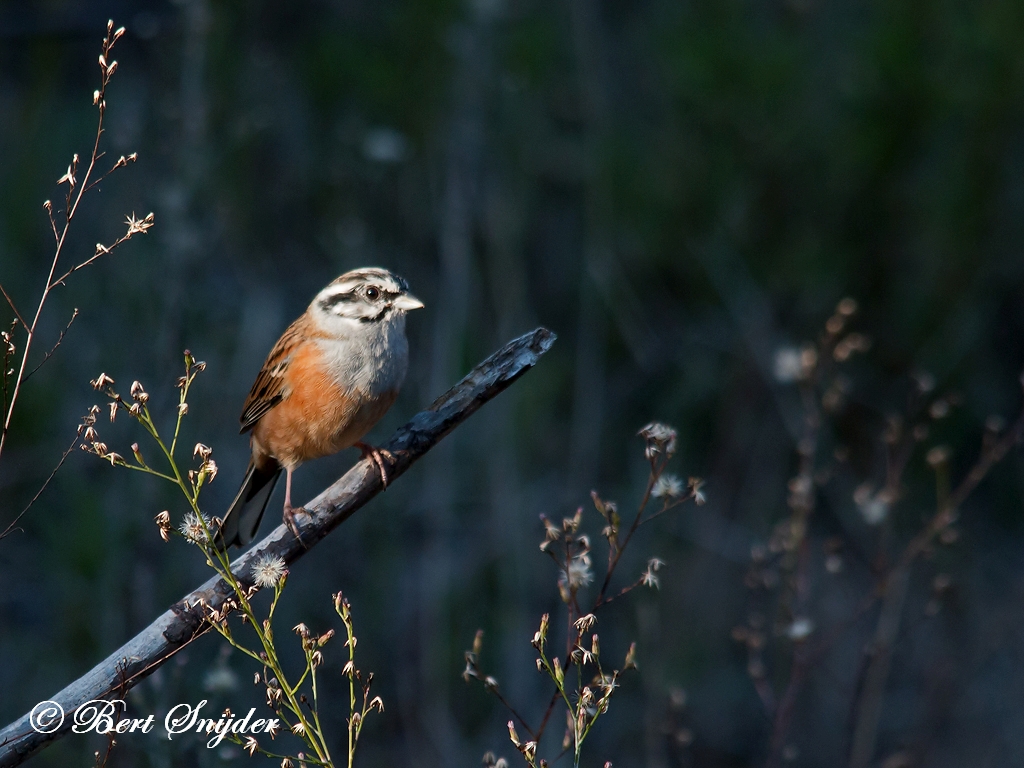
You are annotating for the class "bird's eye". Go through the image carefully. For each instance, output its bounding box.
[365,286,380,301]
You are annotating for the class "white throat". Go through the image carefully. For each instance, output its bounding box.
[313,311,409,398]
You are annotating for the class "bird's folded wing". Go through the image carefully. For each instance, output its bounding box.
[239,319,304,432]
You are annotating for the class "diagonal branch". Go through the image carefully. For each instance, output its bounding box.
[0,327,556,768]
[0,284,27,331]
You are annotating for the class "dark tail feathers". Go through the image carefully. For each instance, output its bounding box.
[216,461,281,549]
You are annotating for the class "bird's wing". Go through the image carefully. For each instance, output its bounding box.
[239,319,305,433]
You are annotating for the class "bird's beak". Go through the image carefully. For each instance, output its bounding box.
[392,293,425,311]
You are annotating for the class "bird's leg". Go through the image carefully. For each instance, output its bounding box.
[281,466,306,546]
[355,442,397,489]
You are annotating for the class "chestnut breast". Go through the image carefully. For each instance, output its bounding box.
[251,358,395,470]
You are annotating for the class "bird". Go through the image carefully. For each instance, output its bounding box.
[216,267,424,549]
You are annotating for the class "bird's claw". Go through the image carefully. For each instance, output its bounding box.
[283,504,308,549]
[356,442,398,489]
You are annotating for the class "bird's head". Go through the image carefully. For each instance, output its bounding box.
[312,267,424,330]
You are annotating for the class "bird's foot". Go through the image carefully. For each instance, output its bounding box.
[283,504,308,548]
[356,442,398,489]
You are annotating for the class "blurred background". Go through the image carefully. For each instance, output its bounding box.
[2,1,1024,766]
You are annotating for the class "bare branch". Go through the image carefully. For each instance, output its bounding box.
[0,21,135,464]
[0,327,555,767]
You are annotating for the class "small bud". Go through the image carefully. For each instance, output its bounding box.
[552,656,564,685]
[317,629,335,647]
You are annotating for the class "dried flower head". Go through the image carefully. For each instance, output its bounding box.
[199,459,218,483]
[689,477,706,505]
[540,514,560,541]
[639,422,677,460]
[91,372,114,390]
[130,380,149,403]
[154,510,171,542]
[641,559,661,589]
[125,211,155,236]
[652,474,684,499]
[251,553,287,589]
[179,511,212,544]
[560,553,594,592]
[574,613,597,634]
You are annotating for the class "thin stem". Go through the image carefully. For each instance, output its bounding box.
[0,25,135,466]
[595,465,658,606]
[0,284,27,331]
[0,433,80,541]
[22,309,79,383]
